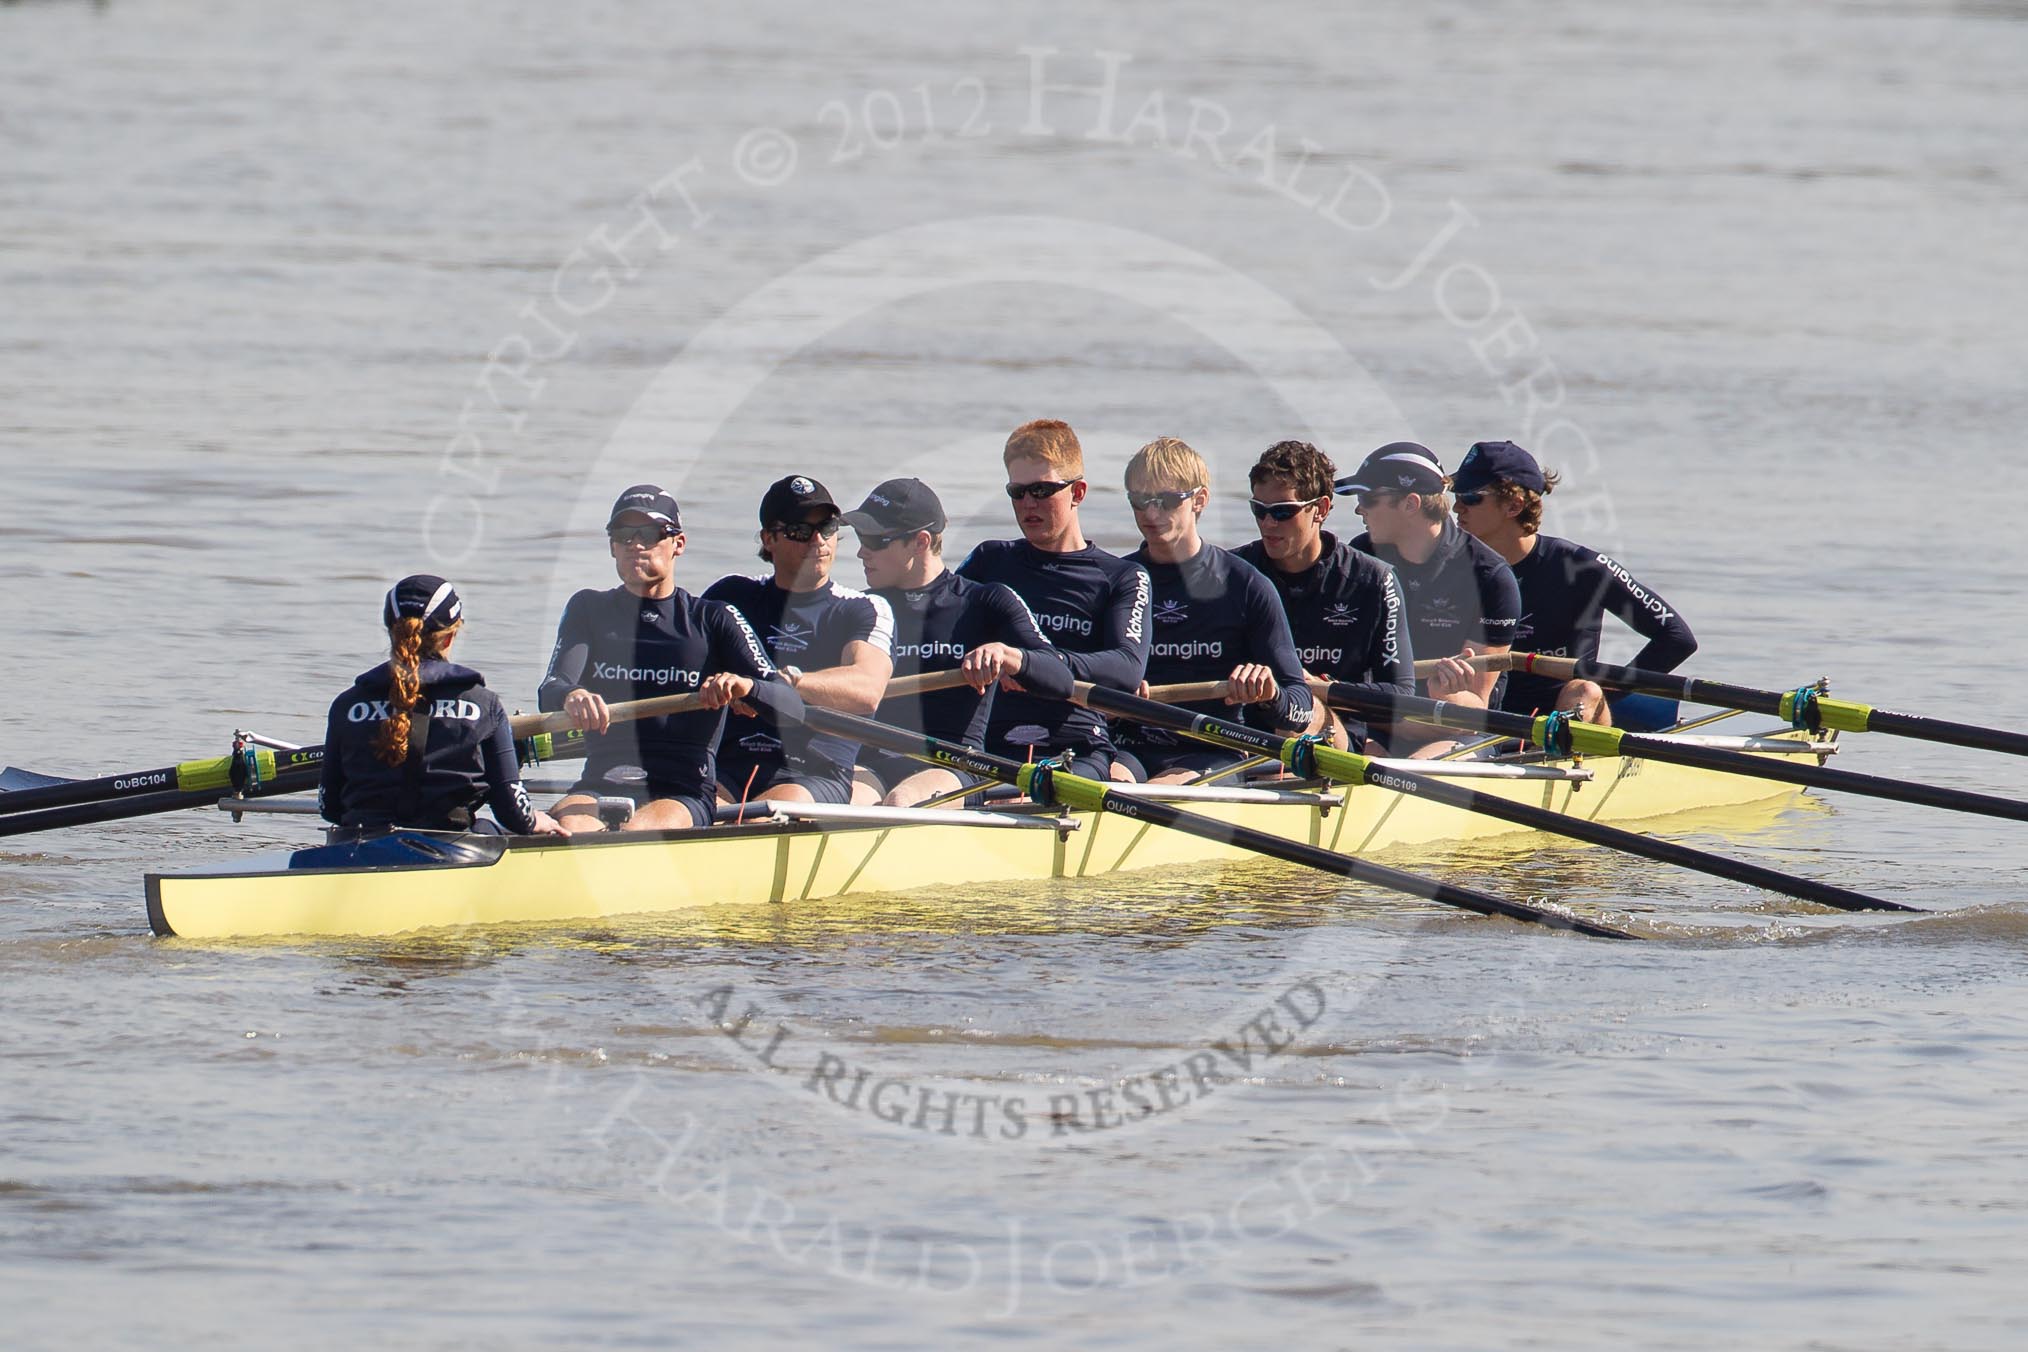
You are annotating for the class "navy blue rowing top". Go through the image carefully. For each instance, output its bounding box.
[1352,519,1521,693]
[1121,542,1312,735]
[538,585,784,800]
[871,568,1071,746]
[703,574,894,786]
[1235,530,1414,745]
[321,660,536,834]
[1501,534,1698,714]
[956,538,1150,757]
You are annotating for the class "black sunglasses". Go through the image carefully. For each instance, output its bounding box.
[1453,490,1488,507]
[1005,480,1078,501]
[855,528,917,551]
[1248,496,1322,522]
[770,518,842,542]
[1354,491,1404,510]
[1127,487,1201,513]
[608,524,675,547]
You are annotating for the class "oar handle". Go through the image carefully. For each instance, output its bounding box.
[510,692,708,738]
[511,668,975,738]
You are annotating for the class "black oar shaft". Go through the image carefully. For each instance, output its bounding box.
[1083,684,1910,914]
[1328,687,2028,825]
[0,768,322,840]
[1531,654,2028,760]
[797,705,1636,940]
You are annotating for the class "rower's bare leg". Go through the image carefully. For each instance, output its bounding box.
[850,767,882,805]
[1558,679,1610,725]
[1146,768,1201,785]
[626,799,697,831]
[1107,761,1135,782]
[1402,689,1488,760]
[551,793,608,834]
[881,766,963,808]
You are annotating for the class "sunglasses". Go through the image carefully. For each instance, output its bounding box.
[1127,487,1201,512]
[1005,480,1078,501]
[1248,496,1322,522]
[770,518,843,542]
[1354,491,1404,511]
[855,529,916,551]
[608,524,675,547]
[1453,490,1488,507]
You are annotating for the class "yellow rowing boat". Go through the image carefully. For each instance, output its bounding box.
[145,711,1833,939]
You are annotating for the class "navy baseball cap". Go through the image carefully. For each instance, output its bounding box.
[842,478,947,535]
[1333,442,1447,497]
[606,484,682,532]
[384,574,464,631]
[759,474,839,526]
[1451,441,1545,495]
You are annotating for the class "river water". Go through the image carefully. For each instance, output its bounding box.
[4,1,2027,1347]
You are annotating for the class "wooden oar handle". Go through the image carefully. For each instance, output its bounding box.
[511,667,975,738]
[511,691,708,738]
[1503,651,1574,680]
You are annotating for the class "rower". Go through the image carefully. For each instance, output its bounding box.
[845,477,1072,807]
[955,418,1151,780]
[321,575,563,838]
[1448,439,1696,729]
[705,475,895,806]
[1337,441,1521,757]
[538,485,800,832]
[1232,440,1414,754]
[1113,437,1311,783]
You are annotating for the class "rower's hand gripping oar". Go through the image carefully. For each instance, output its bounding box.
[1077,683,1914,914]
[1510,652,2028,762]
[789,703,1640,940]
[1324,685,2028,825]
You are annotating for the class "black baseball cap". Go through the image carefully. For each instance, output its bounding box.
[1333,441,1448,497]
[758,474,839,526]
[605,484,682,532]
[1450,440,1545,495]
[383,574,464,631]
[841,478,947,536]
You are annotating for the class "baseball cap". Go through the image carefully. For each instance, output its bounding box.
[383,574,464,631]
[758,474,839,526]
[1333,442,1448,497]
[1450,441,1545,495]
[841,478,947,535]
[605,484,682,532]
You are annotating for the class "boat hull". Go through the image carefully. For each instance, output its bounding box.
[146,721,1826,940]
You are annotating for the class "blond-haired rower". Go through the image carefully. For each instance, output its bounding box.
[954,418,1151,780]
[1106,437,1312,783]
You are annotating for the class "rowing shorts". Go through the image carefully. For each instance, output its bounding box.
[1604,691,1681,732]
[716,762,856,806]
[563,768,715,831]
[1109,744,1245,782]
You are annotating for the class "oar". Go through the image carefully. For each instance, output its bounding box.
[0,670,972,822]
[0,765,325,840]
[1323,686,2028,825]
[0,745,326,818]
[1079,683,1913,914]
[1143,655,1514,707]
[792,704,1640,940]
[1511,651,2028,760]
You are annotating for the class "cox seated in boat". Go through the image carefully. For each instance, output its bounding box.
[538,485,804,832]
[1446,439,1696,731]
[1232,439,1415,755]
[845,476,1072,807]
[1111,436,1312,784]
[1339,441,1521,758]
[320,575,564,838]
[705,475,894,807]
